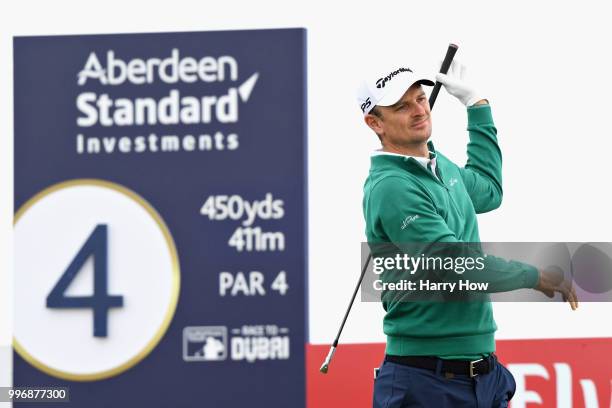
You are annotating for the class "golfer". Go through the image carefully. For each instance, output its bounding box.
[359,61,578,407]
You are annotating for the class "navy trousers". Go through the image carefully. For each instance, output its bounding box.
[373,356,516,408]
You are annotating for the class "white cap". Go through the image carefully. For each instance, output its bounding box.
[357,66,434,115]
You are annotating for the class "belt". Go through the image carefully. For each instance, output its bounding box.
[384,354,496,378]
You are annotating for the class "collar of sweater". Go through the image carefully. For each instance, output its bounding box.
[371,140,438,176]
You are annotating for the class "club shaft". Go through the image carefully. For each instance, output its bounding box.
[332,253,372,347]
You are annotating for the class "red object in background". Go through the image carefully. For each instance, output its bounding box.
[307,343,385,408]
[307,338,612,408]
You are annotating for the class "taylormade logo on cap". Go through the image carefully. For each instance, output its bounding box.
[357,65,434,115]
[375,67,413,89]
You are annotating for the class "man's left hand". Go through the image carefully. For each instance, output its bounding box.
[435,60,484,107]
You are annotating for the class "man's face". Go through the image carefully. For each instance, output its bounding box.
[366,84,432,147]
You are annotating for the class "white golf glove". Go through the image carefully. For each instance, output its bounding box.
[435,61,484,107]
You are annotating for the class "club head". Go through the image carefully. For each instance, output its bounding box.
[319,345,336,375]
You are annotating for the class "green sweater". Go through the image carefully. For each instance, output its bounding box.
[362,104,539,359]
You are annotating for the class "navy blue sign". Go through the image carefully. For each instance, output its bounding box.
[13,28,307,407]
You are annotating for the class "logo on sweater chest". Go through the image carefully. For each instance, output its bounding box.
[448,177,458,187]
[400,214,419,230]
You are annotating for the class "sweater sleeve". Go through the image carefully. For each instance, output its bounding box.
[459,104,504,214]
[370,177,539,292]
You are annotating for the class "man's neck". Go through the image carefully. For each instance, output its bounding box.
[382,142,429,158]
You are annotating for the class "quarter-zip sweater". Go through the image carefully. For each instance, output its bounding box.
[363,104,539,358]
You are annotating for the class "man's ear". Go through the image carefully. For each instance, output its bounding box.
[364,113,383,136]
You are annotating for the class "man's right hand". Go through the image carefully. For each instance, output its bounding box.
[535,268,579,310]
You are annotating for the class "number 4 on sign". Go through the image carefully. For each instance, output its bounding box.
[46,224,123,337]
[271,271,288,295]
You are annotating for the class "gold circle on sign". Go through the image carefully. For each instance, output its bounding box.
[13,178,181,381]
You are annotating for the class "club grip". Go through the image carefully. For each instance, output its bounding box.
[429,43,459,109]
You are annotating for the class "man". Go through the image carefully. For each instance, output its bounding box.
[359,61,578,407]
